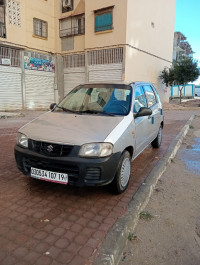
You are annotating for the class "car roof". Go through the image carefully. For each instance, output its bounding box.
[79,81,153,86]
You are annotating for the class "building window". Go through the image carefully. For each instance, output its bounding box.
[94,6,114,32]
[63,53,85,68]
[0,0,6,38]
[33,18,48,38]
[60,14,85,38]
[88,48,123,65]
[62,0,73,13]
[0,46,21,67]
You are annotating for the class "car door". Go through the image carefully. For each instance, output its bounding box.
[143,85,160,142]
[133,85,151,156]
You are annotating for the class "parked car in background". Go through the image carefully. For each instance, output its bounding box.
[15,82,164,193]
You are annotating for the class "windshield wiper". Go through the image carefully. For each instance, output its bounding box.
[80,110,115,116]
[56,105,82,114]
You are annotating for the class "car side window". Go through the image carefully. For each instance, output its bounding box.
[134,86,148,113]
[143,85,157,107]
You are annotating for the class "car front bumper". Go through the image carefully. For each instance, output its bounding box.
[14,145,121,187]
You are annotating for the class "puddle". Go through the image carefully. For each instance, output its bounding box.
[181,138,200,176]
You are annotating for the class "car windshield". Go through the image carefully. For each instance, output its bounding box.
[56,84,132,116]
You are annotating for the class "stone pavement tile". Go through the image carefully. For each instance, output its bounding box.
[35,242,50,253]
[0,250,7,262]
[54,238,70,249]
[35,255,52,265]
[1,255,18,265]
[47,246,61,259]
[23,251,41,264]
[0,110,198,265]
[78,246,94,259]
[13,246,29,258]
[68,254,87,265]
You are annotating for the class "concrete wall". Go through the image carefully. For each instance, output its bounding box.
[1,0,57,53]
[125,0,176,102]
[85,0,127,50]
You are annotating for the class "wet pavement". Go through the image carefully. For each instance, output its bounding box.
[181,134,200,176]
[0,109,200,265]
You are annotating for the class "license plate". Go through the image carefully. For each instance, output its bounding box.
[31,167,68,185]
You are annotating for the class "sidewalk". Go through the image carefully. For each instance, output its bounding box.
[118,115,200,265]
[0,107,200,265]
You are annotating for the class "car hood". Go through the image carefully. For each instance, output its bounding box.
[19,111,124,145]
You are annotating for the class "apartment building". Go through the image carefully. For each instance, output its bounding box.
[0,0,176,111]
[173,32,194,61]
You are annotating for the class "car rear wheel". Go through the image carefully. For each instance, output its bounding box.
[111,151,131,194]
[151,125,162,148]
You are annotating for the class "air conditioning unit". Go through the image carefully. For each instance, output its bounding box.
[63,0,72,9]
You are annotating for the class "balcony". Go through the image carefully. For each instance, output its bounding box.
[0,22,6,38]
[60,26,85,38]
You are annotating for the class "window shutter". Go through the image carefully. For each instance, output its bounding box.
[95,12,112,32]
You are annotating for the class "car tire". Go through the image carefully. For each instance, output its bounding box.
[111,151,131,194]
[151,125,162,148]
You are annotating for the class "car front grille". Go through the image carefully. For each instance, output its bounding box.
[29,139,73,157]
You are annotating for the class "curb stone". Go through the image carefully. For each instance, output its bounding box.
[93,114,195,265]
[0,112,24,118]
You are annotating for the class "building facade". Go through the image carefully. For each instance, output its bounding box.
[173,32,194,61]
[0,0,176,111]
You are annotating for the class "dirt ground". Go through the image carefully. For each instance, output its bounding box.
[163,98,200,110]
[119,115,200,265]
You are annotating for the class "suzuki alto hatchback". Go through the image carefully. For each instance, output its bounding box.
[15,82,164,193]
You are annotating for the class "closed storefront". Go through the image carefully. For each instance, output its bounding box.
[0,46,22,111]
[0,65,22,110]
[63,53,85,95]
[24,51,55,109]
[25,70,55,109]
[88,47,123,82]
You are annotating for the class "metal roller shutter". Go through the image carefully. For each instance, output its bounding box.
[88,63,122,82]
[64,67,85,96]
[25,70,55,109]
[0,66,22,111]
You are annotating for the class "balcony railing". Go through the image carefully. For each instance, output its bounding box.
[60,26,85,38]
[0,22,6,38]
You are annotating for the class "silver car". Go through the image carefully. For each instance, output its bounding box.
[15,82,164,193]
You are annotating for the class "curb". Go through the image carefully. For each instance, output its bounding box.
[0,112,24,119]
[93,114,195,265]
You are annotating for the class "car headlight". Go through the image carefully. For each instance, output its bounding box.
[79,143,113,158]
[17,133,28,148]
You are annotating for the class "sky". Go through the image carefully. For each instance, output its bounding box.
[175,0,200,84]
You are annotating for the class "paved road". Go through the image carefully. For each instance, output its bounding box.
[0,109,199,265]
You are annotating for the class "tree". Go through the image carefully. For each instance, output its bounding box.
[160,57,200,103]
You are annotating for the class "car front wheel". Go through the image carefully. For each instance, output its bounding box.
[151,125,162,148]
[111,151,131,194]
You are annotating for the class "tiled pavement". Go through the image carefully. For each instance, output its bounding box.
[0,109,199,265]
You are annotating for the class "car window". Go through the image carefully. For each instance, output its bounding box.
[57,85,132,116]
[143,85,157,107]
[62,87,87,110]
[134,86,148,113]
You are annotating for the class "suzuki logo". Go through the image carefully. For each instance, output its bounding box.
[47,145,53,153]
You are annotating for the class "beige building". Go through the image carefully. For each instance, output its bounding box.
[0,0,176,111]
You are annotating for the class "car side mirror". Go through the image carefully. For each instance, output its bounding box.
[134,107,152,118]
[50,103,57,110]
